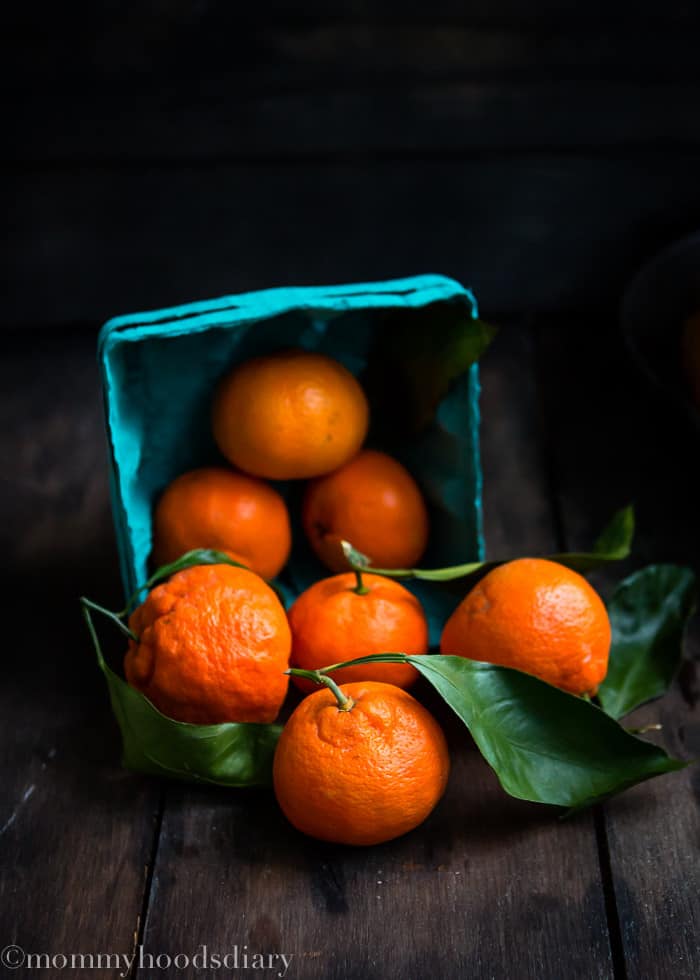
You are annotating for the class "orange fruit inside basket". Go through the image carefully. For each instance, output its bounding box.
[152,467,291,580]
[302,449,429,572]
[212,350,369,480]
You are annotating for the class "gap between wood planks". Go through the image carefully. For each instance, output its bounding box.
[531,322,628,980]
[131,789,166,980]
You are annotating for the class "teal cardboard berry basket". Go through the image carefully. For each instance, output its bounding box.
[98,274,486,643]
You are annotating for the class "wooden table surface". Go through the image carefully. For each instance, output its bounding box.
[1,319,698,980]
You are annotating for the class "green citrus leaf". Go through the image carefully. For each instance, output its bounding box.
[410,655,684,808]
[82,598,281,787]
[598,565,697,720]
[593,503,635,556]
[549,504,635,573]
[316,652,686,809]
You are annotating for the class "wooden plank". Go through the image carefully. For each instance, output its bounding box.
[4,19,700,162]
[0,331,161,978]
[4,157,700,326]
[537,320,700,979]
[138,326,614,979]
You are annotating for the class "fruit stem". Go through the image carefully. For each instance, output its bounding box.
[353,567,369,596]
[286,668,355,711]
[80,596,138,643]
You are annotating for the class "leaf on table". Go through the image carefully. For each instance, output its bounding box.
[598,564,697,720]
[318,652,686,809]
[549,504,635,573]
[411,655,685,809]
[82,599,281,787]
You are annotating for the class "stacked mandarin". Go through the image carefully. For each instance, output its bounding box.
[148,349,433,696]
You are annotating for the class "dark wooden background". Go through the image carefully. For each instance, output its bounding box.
[2,4,699,979]
[4,1,700,324]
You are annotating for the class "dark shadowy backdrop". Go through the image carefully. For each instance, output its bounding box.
[4,1,700,327]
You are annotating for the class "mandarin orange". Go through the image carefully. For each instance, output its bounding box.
[302,449,429,572]
[152,467,291,580]
[288,572,428,692]
[124,564,291,724]
[440,558,611,695]
[212,350,369,480]
[273,681,450,845]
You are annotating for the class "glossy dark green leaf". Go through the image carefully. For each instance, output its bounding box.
[598,565,697,720]
[342,505,635,591]
[82,599,281,787]
[309,651,685,809]
[411,656,683,808]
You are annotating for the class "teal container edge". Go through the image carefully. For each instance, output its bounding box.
[98,273,471,354]
[98,274,485,633]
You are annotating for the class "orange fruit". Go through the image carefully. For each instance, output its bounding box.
[124,563,291,724]
[302,449,429,572]
[152,467,291,580]
[440,558,611,695]
[212,350,369,480]
[681,311,700,409]
[273,681,450,845]
[288,572,428,692]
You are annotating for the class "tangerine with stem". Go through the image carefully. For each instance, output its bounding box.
[273,677,450,846]
[288,569,429,692]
